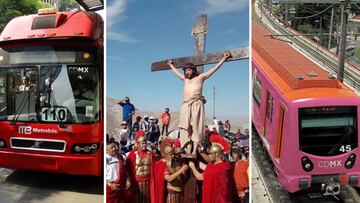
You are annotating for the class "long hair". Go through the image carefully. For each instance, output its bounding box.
[183,63,199,78]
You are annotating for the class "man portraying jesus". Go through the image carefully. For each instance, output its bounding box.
[166,51,231,157]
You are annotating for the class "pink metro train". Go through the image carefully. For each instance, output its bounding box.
[252,21,360,195]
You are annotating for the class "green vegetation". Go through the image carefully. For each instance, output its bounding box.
[58,0,80,12]
[354,46,360,57]
[298,24,318,34]
[0,0,51,31]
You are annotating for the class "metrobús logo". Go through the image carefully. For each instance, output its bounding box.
[18,126,58,135]
[18,126,32,135]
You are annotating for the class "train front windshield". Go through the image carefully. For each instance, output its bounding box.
[0,46,100,124]
[299,106,358,156]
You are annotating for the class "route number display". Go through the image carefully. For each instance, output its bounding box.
[41,107,67,122]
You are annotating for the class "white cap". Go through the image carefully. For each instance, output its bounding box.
[149,116,155,120]
[144,115,148,118]
[121,121,127,125]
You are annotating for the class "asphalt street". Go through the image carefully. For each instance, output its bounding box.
[0,168,103,203]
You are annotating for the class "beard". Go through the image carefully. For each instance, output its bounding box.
[139,145,147,151]
[185,72,197,79]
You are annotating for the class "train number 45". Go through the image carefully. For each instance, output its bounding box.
[339,145,351,153]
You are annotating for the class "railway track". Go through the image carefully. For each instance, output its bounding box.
[254,1,360,94]
[251,155,273,203]
[252,130,360,203]
[252,131,292,203]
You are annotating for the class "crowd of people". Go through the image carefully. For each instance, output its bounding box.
[106,97,249,203]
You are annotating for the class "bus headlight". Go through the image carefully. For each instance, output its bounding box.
[345,153,356,169]
[0,139,6,148]
[301,156,314,172]
[71,143,99,154]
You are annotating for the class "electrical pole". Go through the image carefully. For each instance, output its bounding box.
[328,8,334,49]
[320,17,322,43]
[337,0,350,82]
[213,86,216,119]
[285,3,289,22]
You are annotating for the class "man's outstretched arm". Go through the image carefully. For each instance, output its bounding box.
[202,51,231,80]
[167,60,185,80]
[117,98,126,105]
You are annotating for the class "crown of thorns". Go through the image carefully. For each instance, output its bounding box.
[183,63,196,70]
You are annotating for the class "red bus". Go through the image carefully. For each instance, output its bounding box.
[0,8,103,176]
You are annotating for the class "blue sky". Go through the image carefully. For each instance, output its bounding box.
[106,0,249,125]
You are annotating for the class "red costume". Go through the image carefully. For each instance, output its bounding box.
[155,139,186,203]
[203,161,232,203]
[154,159,168,203]
[161,112,171,126]
[202,133,232,203]
[234,160,249,196]
[126,131,156,203]
[106,154,128,203]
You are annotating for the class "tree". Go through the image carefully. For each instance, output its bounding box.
[0,0,51,31]
[58,0,80,12]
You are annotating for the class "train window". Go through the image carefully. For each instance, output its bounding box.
[253,76,262,106]
[299,106,358,156]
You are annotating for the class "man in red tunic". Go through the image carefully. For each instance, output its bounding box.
[106,143,129,203]
[126,130,156,203]
[155,139,188,203]
[189,133,232,203]
[233,150,249,203]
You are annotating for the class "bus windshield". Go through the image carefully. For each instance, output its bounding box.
[0,46,100,124]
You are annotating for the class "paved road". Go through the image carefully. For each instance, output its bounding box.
[0,168,103,203]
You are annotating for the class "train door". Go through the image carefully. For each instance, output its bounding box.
[275,105,285,161]
[263,91,273,137]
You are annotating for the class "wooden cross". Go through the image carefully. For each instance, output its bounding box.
[192,14,208,73]
[151,14,249,72]
[151,14,248,202]
[151,15,248,202]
